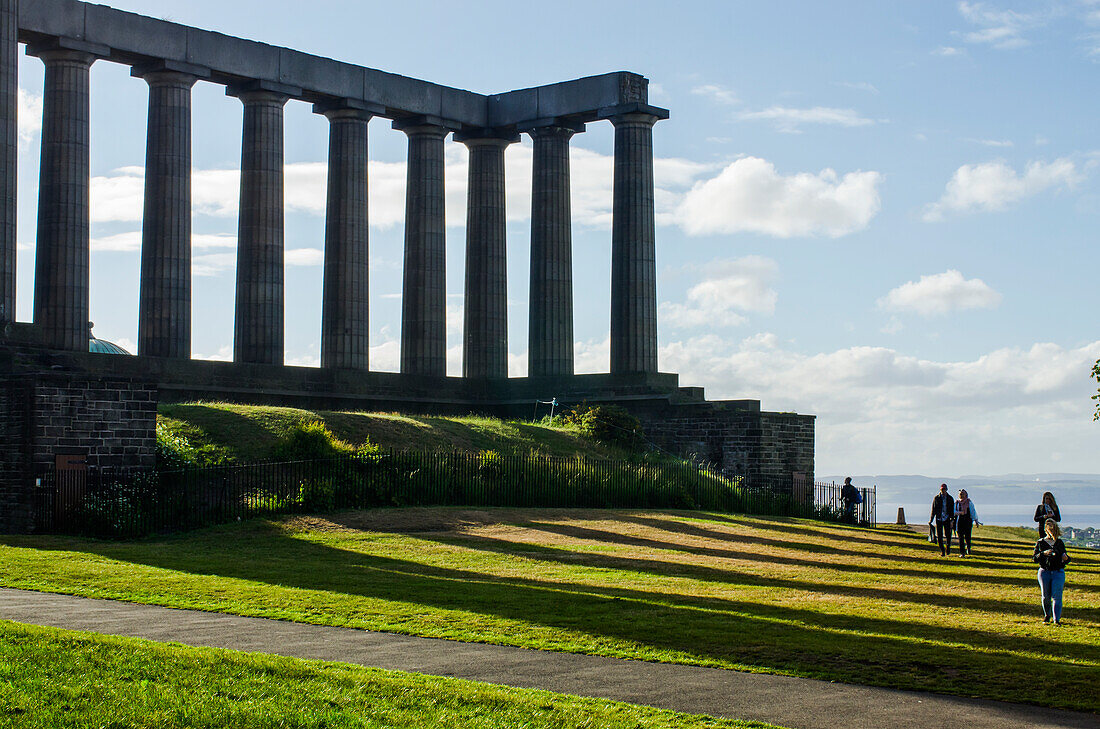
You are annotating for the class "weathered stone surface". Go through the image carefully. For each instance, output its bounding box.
[609,112,660,374]
[397,122,448,377]
[232,89,287,366]
[528,125,577,377]
[460,135,514,379]
[16,0,664,129]
[0,0,15,324]
[31,47,96,352]
[138,69,197,360]
[320,107,371,370]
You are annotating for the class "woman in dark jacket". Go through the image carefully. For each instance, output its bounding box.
[1033,491,1060,539]
[1033,519,1071,625]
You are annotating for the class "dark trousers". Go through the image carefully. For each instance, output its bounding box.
[956,517,972,555]
[935,519,953,555]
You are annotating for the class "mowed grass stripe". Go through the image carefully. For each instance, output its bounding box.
[1,510,1096,712]
[0,621,778,728]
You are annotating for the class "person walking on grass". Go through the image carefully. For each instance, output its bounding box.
[954,489,981,557]
[1034,518,1071,625]
[930,483,955,557]
[1034,491,1060,540]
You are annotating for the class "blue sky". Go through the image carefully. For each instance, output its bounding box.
[9,1,1100,475]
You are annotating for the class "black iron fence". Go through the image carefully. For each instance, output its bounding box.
[31,452,875,539]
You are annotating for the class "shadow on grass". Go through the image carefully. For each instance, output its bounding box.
[618,514,1061,574]
[433,526,1100,624]
[526,519,1069,593]
[4,519,1098,711]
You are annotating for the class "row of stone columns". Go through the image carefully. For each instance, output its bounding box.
[1,31,664,376]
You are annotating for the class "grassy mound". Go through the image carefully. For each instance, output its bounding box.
[157,403,626,465]
[3,510,1097,712]
[0,622,777,728]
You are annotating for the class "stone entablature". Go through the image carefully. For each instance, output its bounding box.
[18,0,656,130]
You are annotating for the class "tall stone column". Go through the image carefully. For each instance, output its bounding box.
[457,132,516,379]
[136,65,203,359]
[317,103,373,370]
[609,111,662,375]
[395,119,448,377]
[527,124,580,378]
[0,0,16,324]
[30,43,104,352]
[231,86,291,366]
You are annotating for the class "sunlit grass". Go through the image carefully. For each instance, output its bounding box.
[157,403,618,463]
[0,621,778,728]
[2,510,1097,711]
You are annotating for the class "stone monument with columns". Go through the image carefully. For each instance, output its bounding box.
[0,0,814,533]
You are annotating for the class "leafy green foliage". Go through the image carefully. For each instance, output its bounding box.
[1092,358,1099,421]
[154,420,230,468]
[559,403,646,450]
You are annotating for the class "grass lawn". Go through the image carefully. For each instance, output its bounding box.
[0,622,778,728]
[158,403,619,462]
[2,510,1097,712]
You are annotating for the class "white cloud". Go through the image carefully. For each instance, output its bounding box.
[933,46,964,56]
[91,231,141,252]
[660,256,778,329]
[192,253,235,277]
[675,157,882,238]
[833,81,879,94]
[878,270,1003,316]
[285,248,323,266]
[737,106,875,133]
[85,147,713,234]
[691,84,739,105]
[957,1,1039,50]
[659,333,1100,474]
[923,158,1081,221]
[965,138,1013,147]
[17,89,41,148]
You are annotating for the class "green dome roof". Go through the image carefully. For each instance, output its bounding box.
[89,337,131,355]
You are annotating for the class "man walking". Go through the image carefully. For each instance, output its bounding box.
[930,483,955,557]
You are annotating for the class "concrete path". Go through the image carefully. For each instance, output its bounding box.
[1,588,1094,729]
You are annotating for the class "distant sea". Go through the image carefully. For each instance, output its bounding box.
[821,473,1100,530]
[888,502,1100,530]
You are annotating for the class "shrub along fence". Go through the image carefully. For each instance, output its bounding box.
[32,451,875,539]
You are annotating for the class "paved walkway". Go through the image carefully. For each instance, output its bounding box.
[1,588,1094,729]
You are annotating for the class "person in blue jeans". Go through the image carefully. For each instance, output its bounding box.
[1033,518,1071,625]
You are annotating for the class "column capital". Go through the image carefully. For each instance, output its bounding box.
[453,127,520,146]
[392,114,459,137]
[600,102,670,126]
[518,117,586,136]
[25,36,108,62]
[312,97,384,120]
[226,79,300,104]
[131,59,210,86]
[26,36,109,63]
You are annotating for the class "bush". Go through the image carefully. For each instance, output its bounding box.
[155,422,196,471]
[271,421,356,461]
[559,404,645,450]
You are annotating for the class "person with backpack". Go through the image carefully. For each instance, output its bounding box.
[840,477,862,523]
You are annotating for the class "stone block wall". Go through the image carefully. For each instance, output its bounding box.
[0,370,157,533]
[0,376,32,533]
[641,402,814,483]
[29,373,157,471]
